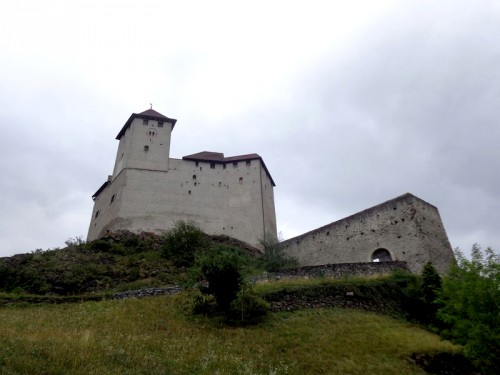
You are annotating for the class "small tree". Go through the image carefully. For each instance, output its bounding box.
[161,221,206,267]
[258,232,298,271]
[192,245,268,325]
[420,262,442,327]
[196,245,245,311]
[438,245,500,372]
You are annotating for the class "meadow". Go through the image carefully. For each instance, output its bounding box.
[0,292,458,375]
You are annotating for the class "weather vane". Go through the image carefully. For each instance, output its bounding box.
[150,103,153,109]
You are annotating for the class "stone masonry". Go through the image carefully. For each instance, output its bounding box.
[282,193,455,274]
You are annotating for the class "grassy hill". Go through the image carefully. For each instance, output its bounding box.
[1,230,490,374]
[0,291,460,375]
[0,230,260,296]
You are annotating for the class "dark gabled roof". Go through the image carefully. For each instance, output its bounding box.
[183,151,276,186]
[116,109,177,140]
[92,180,110,200]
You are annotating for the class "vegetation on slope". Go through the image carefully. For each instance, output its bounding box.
[0,293,459,375]
[0,223,498,372]
[0,226,261,296]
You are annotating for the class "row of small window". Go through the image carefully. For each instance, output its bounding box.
[143,119,164,127]
[192,175,244,184]
[195,160,251,169]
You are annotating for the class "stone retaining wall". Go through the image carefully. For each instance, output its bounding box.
[251,261,409,283]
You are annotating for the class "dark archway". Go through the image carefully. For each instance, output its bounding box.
[372,248,393,262]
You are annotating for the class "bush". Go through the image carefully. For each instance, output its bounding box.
[388,265,442,327]
[191,245,268,325]
[195,245,246,312]
[420,262,442,327]
[258,233,298,271]
[192,291,218,316]
[228,288,269,325]
[161,221,207,267]
[438,245,499,372]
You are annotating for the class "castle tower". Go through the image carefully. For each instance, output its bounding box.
[112,109,177,178]
[87,109,277,248]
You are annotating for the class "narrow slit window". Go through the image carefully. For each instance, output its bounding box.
[210,163,215,169]
[143,119,148,125]
[158,121,164,128]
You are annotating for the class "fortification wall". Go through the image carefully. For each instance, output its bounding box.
[282,194,454,274]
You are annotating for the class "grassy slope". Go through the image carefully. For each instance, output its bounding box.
[0,293,458,375]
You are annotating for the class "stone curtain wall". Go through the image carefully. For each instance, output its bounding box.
[282,194,454,274]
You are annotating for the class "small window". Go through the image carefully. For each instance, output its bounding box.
[143,119,148,125]
[195,162,199,167]
[158,121,164,128]
[192,175,196,180]
[210,163,215,169]
[223,164,227,170]
[233,162,238,168]
[246,160,251,166]
[95,210,100,219]
[239,177,243,184]
[110,194,116,204]
[144,145,149,152]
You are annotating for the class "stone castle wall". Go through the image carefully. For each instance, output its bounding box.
[88,157,276,248]
[282,194,454,274]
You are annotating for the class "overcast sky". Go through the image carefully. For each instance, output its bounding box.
[1,0,499,258]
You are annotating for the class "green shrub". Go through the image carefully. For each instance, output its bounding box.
[191,245,268,325]
[420,262,442,327]
[438,245,499,372]
[162,221,207,266]
[228,287,269,325]
[258,233,298,271]
[195,245,245,311]
[192,291,218,316]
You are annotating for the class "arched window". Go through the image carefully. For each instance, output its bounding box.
[372,248,392,262]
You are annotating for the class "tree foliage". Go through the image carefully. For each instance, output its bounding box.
[161,221,207,267]
[420,262,443,327]
[192,245,268,325]
[195,245,246,311]
[258,233,298,271]
[438,245,500,371]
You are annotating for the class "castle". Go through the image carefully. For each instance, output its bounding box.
[88,109,454,274]
[87,109,277,248]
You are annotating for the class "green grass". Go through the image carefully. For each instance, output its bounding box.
[0,292,459,374]
[252,274,390,294]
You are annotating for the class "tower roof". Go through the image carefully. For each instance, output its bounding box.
[116,109,177,140]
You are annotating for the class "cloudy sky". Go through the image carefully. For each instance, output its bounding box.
[1,0,499,257]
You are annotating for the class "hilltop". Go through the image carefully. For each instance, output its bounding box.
[0,230,260,296]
